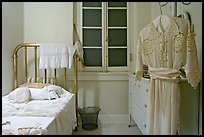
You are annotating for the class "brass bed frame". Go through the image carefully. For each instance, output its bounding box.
[12,43,79,129]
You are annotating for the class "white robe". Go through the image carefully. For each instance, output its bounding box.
[135,15,200,135]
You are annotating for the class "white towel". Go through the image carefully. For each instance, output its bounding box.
[73,24,84,67]
[74,40,84,67]
[39,43,69,69]
[67,44,76,68]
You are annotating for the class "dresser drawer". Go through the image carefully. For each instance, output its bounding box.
[129,75,149,135]
[131,80,149,112]
[132,104,147,134]
[137,83,150,113]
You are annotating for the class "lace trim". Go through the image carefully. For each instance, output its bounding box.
[185,71,200,89]
[187,30,197,52]
[135,70,143,81]
[148,16,181,41]
[174,32,185,53]
[142,38,153,56]
[141,20,184,56]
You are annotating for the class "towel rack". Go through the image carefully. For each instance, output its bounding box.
[159,2,191,17]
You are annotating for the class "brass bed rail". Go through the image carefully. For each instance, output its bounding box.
[12,43,79,127]
[13,43,40,89]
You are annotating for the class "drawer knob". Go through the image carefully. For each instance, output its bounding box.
[144,104,147,108]
[143,123,146,128]
[146,89,148,92]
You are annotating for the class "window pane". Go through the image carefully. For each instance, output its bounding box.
[108,2,127,7]
[83,2,102,7]
[108,48,127,66]
[84,48,102,66]
[83,9,102,27]
[108,9,127,27]
[83,29,102,47]
[108,29,127,46]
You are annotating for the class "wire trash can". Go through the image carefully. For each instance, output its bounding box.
[78,106,101,131]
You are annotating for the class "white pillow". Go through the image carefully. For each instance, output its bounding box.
[44,85,65,97]
[8,87,31,103]
[29,87,48,100]
[46,90,59,100]
[29,86,61,100]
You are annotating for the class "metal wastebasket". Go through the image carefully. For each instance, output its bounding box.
[78,106,101,131]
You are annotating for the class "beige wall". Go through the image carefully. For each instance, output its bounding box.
[2,2,24,96]
[129,2,151,73]
[23,2,74,86]
[78,80,128,115]
[24,2,73,44]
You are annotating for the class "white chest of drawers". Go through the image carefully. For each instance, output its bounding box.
[128,74,150,134]
[128,74,199,135]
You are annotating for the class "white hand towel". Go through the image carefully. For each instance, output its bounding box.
[39,43,69,69]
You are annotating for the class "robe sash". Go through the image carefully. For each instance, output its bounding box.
[149,67,181,82]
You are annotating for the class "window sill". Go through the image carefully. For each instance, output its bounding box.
[68,72,129,81]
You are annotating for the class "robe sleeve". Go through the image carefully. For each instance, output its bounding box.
[135,34,144,81]
[185,22,200,89]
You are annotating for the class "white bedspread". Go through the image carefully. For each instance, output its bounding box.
[2,92,76,135]
[2,116,52,135]
[2,92,72,117]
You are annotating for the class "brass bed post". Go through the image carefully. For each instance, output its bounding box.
[34,46,38,82]
[74,52,78,127]
[24,47,28,83]
[13,52,18,89]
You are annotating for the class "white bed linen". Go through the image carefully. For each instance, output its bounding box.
[2,116,53,135]
[2,91,77,135]
[39,43,76,69]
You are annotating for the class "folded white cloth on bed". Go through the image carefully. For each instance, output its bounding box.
[39,43,76,69]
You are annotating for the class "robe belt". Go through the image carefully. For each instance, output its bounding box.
[149,67,181,82]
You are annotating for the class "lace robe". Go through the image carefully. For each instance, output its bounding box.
[135,15,200,135]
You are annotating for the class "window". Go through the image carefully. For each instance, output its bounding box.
[79,2,129,72]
